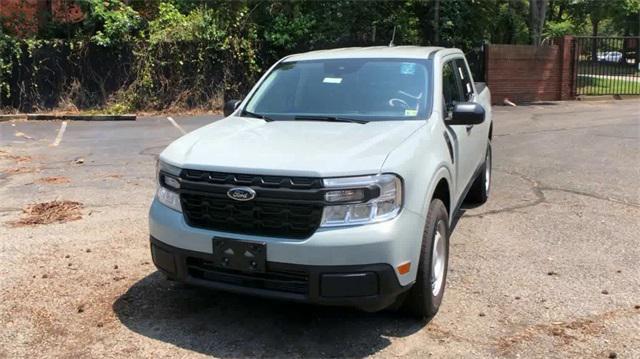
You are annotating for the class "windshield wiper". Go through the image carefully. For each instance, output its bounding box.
[241,109,275,122]
[293,115,369,124]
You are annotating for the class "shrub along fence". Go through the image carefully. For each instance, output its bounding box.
[0,38,258,113]
[9,36,610,111]
[1,41,133,111]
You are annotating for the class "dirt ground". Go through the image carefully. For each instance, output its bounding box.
[0,100,639,358]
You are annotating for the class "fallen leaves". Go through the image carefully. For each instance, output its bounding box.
[495,307,638,354]
[10,200,83,227]
[0,150,31,163]
[36,176,71,185]
[0,150,37,176]
[2,167,39,175]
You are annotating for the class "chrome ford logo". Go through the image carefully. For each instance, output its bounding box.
[227,187,256,201]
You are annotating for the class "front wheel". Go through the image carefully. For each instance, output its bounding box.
[399,199,450,319]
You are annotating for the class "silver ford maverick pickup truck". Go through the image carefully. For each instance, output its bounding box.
[150,46,492,319]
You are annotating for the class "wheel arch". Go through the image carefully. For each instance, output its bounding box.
[424,166,453,219]
[431,178,451,216]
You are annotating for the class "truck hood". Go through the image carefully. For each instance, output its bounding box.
[161,116,424,177]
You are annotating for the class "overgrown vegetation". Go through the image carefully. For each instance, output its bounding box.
[0,0,638,113]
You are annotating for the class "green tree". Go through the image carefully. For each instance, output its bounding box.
[80,0,142,46]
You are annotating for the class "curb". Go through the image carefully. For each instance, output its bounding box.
[25,114,136,121]
[576,95,640,101]
[0,114,27,122]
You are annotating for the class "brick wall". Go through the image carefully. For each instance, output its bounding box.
[485,36,575,104]
[0,0,47,37]
[0,0,85,37]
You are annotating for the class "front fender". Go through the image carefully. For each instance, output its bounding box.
[380,118,455,225]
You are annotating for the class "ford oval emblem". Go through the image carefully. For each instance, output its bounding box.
[227,187,256,201]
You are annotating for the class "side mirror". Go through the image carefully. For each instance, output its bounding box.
[447,102,485,126]
[223,99,241,117]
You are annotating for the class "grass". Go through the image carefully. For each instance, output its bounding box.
[578,62,640,76]
[577,75,640,95]
[82,102,132,115]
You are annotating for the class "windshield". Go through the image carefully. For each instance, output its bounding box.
[244,58,432,121]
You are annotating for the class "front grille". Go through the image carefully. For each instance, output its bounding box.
[186,257,309,294]
[182,169,323,189]
[178,170,324,239]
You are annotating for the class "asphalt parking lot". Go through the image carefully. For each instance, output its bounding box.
[1,100,639,358]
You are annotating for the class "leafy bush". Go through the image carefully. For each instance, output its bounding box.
[81,0,142,46]
[544,20,576,39]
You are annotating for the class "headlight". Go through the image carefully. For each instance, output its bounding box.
[320,174,402,227]
[156,160,182,212]
[156,186,182,212]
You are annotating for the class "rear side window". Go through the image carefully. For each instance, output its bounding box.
[442,61,463,112]
[455,59,474,101]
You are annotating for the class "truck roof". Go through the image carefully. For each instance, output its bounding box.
[284,46,447,62]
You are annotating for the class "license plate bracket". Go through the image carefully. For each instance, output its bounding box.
[212,238,266,273]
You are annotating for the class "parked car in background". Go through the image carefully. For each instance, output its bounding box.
[149,46,493,319]
[598,51,624,63]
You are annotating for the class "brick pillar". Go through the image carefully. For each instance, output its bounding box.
[558,35,576,100]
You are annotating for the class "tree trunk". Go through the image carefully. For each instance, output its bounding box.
[529,0,548,46]
[433,0,440,45]
[415,0,432,46]
[507,0,516,44]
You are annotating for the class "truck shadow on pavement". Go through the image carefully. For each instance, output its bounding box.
[113,272,425,357]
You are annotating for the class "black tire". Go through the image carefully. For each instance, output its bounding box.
[466,141,491,204]
[163,273,177,281]
[400,199,450,319]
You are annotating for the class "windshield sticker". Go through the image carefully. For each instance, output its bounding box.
[323,77,343,84]
[400,62,416,75]
[404,109,418,116]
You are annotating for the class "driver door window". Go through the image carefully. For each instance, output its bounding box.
[442,61,464,116]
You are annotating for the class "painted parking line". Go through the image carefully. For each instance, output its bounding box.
[166,116,186,135]
[50,121,68,147]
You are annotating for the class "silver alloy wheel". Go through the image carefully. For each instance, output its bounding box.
[484,148,491,193]
[431,221,446,297]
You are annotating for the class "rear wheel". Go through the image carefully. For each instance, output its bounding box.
[400,199,450,319]
[466,141,491,204]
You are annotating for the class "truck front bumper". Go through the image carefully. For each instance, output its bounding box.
[151,236,407,311]
[149,198,426,310]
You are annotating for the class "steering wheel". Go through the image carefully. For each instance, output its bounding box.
[388,98,409,109]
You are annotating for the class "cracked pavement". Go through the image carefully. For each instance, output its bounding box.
[0,100,639,358]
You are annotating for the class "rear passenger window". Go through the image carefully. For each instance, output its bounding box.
[442,61,463,113]
[455,59,474,101]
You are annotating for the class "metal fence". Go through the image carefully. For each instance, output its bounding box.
[574,36,640,96]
